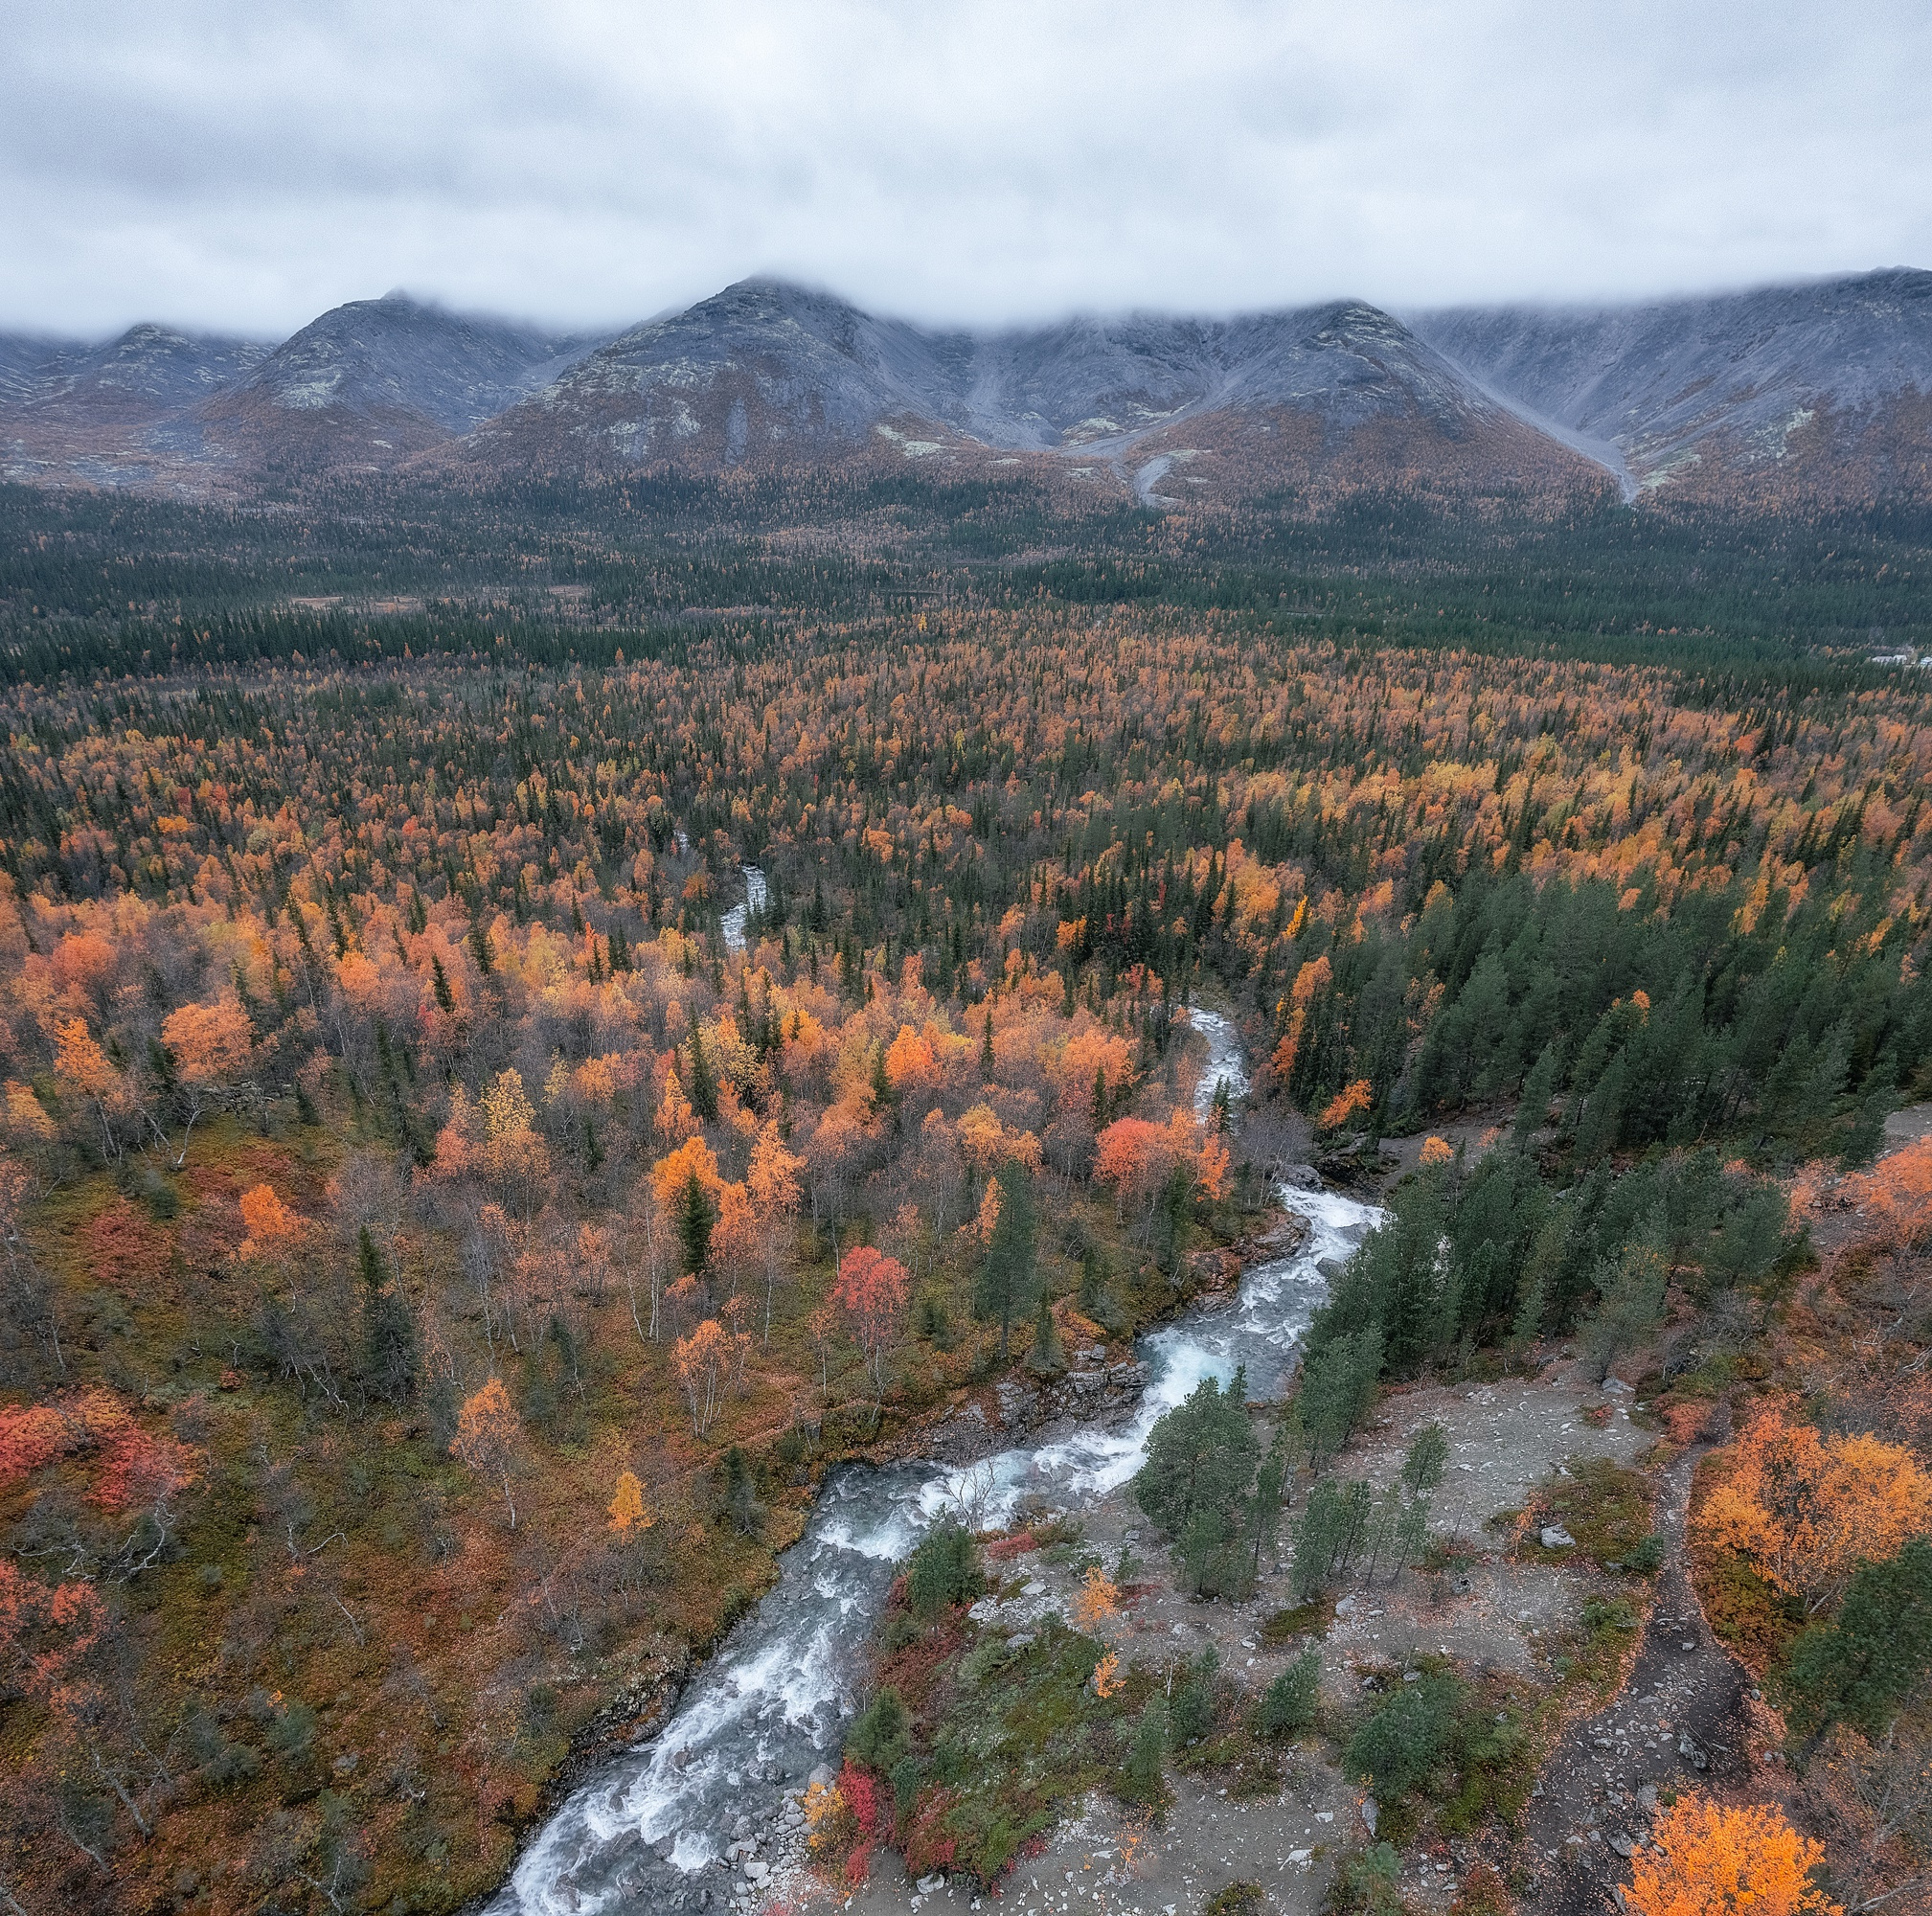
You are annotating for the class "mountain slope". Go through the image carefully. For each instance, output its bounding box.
[192,293,602,472]
[1413,268,1932,502]
[459,278,1607,503]
[0,331,84,407]
[22,325,271,418]
[8,271,1924,505]
[0,326,272,487]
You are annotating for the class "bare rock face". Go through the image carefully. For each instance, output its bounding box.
[925,1354,1152,1463]
[1413,267,1932,504]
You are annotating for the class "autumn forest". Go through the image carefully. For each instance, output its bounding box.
[3,464,1932,1916]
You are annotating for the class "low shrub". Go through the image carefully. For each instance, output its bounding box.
[1345,1674,1465,1798]
[1520,1458,1654,1570]
[1257,1650,1321,1738]
[1260,1595,1333,1645]
[1203,1883,1263,1916]
[906,1521,986,1619]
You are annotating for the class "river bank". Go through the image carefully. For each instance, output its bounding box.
[475,1015,1383,1916]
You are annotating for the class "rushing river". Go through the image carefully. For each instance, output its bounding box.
[486,1011,1382,1914]
[719,867,767,955]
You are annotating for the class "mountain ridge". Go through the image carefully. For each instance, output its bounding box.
[3,269,1927,506]
[1411,266,1932,503]
[455,277,1605,503]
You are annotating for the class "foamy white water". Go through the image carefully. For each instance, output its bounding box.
[1188,1006,1250,1119]
[719,865,767,955]
[485,1022,1381,1916]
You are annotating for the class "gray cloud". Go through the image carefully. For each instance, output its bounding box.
[3,0,1927,338]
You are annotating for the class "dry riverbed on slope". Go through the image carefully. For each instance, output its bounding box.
[757,1351,1697,1916]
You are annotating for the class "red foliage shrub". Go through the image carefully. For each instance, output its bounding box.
[90,1426,193,1513]
[841,1759,881,1838]
[0,1404,73,1484]
[902,1789,960,1879]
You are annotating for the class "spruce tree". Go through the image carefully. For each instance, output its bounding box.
[687,1019,718,1122]
[976,1161,1036,1361]
[1513,1041,1560,1144]
[678,1170,715,1276]
[1125,1697,1167,1801]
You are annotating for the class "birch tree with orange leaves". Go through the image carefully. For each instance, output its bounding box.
[1695,1409,1932,1613]
[451,1378,524,1528]
[1625,1794,1836,1916]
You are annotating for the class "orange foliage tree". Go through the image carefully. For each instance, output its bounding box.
[157,996,253,1165]
[833,1245,910,1395]
[238,1183,304,1260]
[1316,1079,1373,1134]
[51,1015,129,1157]
[1625,1793,1836,1916]
[451,1378,524,1528]
[1071,1564,1120,1631]
[1846,1138,1932,1254]
[1695,1408,1932,1612]
[1093,1106,1225,1237]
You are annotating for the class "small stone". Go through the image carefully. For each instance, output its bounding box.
[918,1875,946,1894]
[1540,1525,1576,1549]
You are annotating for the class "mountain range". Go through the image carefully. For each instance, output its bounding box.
[3,270,1927,507]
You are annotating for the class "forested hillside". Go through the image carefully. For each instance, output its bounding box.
[0,469,1929,1914]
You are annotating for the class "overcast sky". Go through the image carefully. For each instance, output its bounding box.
[5,0,1928,339]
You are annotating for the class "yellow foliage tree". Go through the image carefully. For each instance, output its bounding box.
[1072,1564,1120,1631]
[1625,1794,1836,1916]
[607,1470,652,1534]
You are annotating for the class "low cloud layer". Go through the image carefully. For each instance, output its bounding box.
[6,0,1928,339]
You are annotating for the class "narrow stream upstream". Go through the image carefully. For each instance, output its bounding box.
[487,1012,1382,1914]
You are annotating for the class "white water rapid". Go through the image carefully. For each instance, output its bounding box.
[719,867,767,955]
[486,1009,1382,1915]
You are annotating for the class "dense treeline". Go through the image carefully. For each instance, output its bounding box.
[3,474,1929,684]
